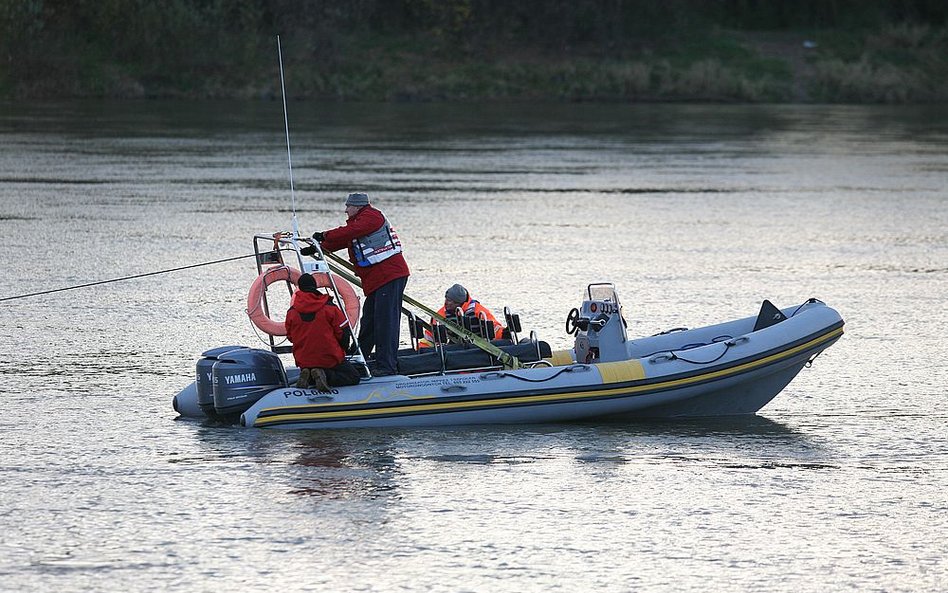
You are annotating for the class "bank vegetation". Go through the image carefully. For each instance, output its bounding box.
[2,0,946,102]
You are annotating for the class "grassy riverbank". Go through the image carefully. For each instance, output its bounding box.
[273,25,947,103]
[2,2,946,103]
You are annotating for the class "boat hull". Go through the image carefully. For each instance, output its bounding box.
[174,301,843,429]
[242,326,841,429]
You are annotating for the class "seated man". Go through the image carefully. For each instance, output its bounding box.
[285,273,361,390]
[419,283,506,348]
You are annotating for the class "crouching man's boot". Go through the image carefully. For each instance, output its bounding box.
[296,368,312,388]
[311,368,331,392]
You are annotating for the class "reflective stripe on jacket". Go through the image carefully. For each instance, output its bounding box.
[353,217,402,267]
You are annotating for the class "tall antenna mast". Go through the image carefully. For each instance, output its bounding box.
[277,35,299,238]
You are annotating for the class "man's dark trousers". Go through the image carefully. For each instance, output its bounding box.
[357,276,408,376]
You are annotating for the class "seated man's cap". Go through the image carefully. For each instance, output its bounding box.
[444,284,468,303]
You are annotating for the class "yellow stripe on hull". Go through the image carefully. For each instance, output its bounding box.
[596,360,646,383]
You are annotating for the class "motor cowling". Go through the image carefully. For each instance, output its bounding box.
[195,345,246,418]
[212,348,287,417]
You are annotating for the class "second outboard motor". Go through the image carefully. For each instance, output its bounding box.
[212,348,287,418]
[195,345,245,418]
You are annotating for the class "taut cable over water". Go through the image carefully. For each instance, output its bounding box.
[0,254,259,303]
[0,43,304,308]
[0,39,301,307]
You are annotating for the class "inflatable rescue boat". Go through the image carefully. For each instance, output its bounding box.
[172,233,844,429]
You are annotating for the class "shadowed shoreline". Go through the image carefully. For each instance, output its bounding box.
[2,2,947,103]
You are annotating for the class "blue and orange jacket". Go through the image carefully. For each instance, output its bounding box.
[419,296,505,348]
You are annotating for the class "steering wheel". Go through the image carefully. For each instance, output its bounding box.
[565,307,581,335]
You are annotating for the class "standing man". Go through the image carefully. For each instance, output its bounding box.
[312,193,410,376]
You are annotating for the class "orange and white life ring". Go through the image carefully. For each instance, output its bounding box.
[246,266,360,336]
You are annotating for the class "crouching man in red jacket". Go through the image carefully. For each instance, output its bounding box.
[285,273,361,391]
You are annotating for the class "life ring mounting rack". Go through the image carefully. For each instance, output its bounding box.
[247,233,361,354]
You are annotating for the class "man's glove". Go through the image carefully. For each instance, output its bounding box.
[312,231,326,242]
[300,245,317,256]
[339,328,356,354]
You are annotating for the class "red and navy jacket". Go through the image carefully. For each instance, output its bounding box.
[321,205,410,296]
[285,291,348,369]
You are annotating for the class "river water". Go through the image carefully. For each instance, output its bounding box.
[0,101,946,592]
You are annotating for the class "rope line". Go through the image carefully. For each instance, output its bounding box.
[642,298,821,365]
[487,364,586,383]
[669,341,732,365]
[640,335,734,361]
[0,253,259,302]
[790,297,824,318]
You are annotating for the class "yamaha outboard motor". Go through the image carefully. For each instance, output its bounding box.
[195,345,245,418]
[212,348,287,419]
